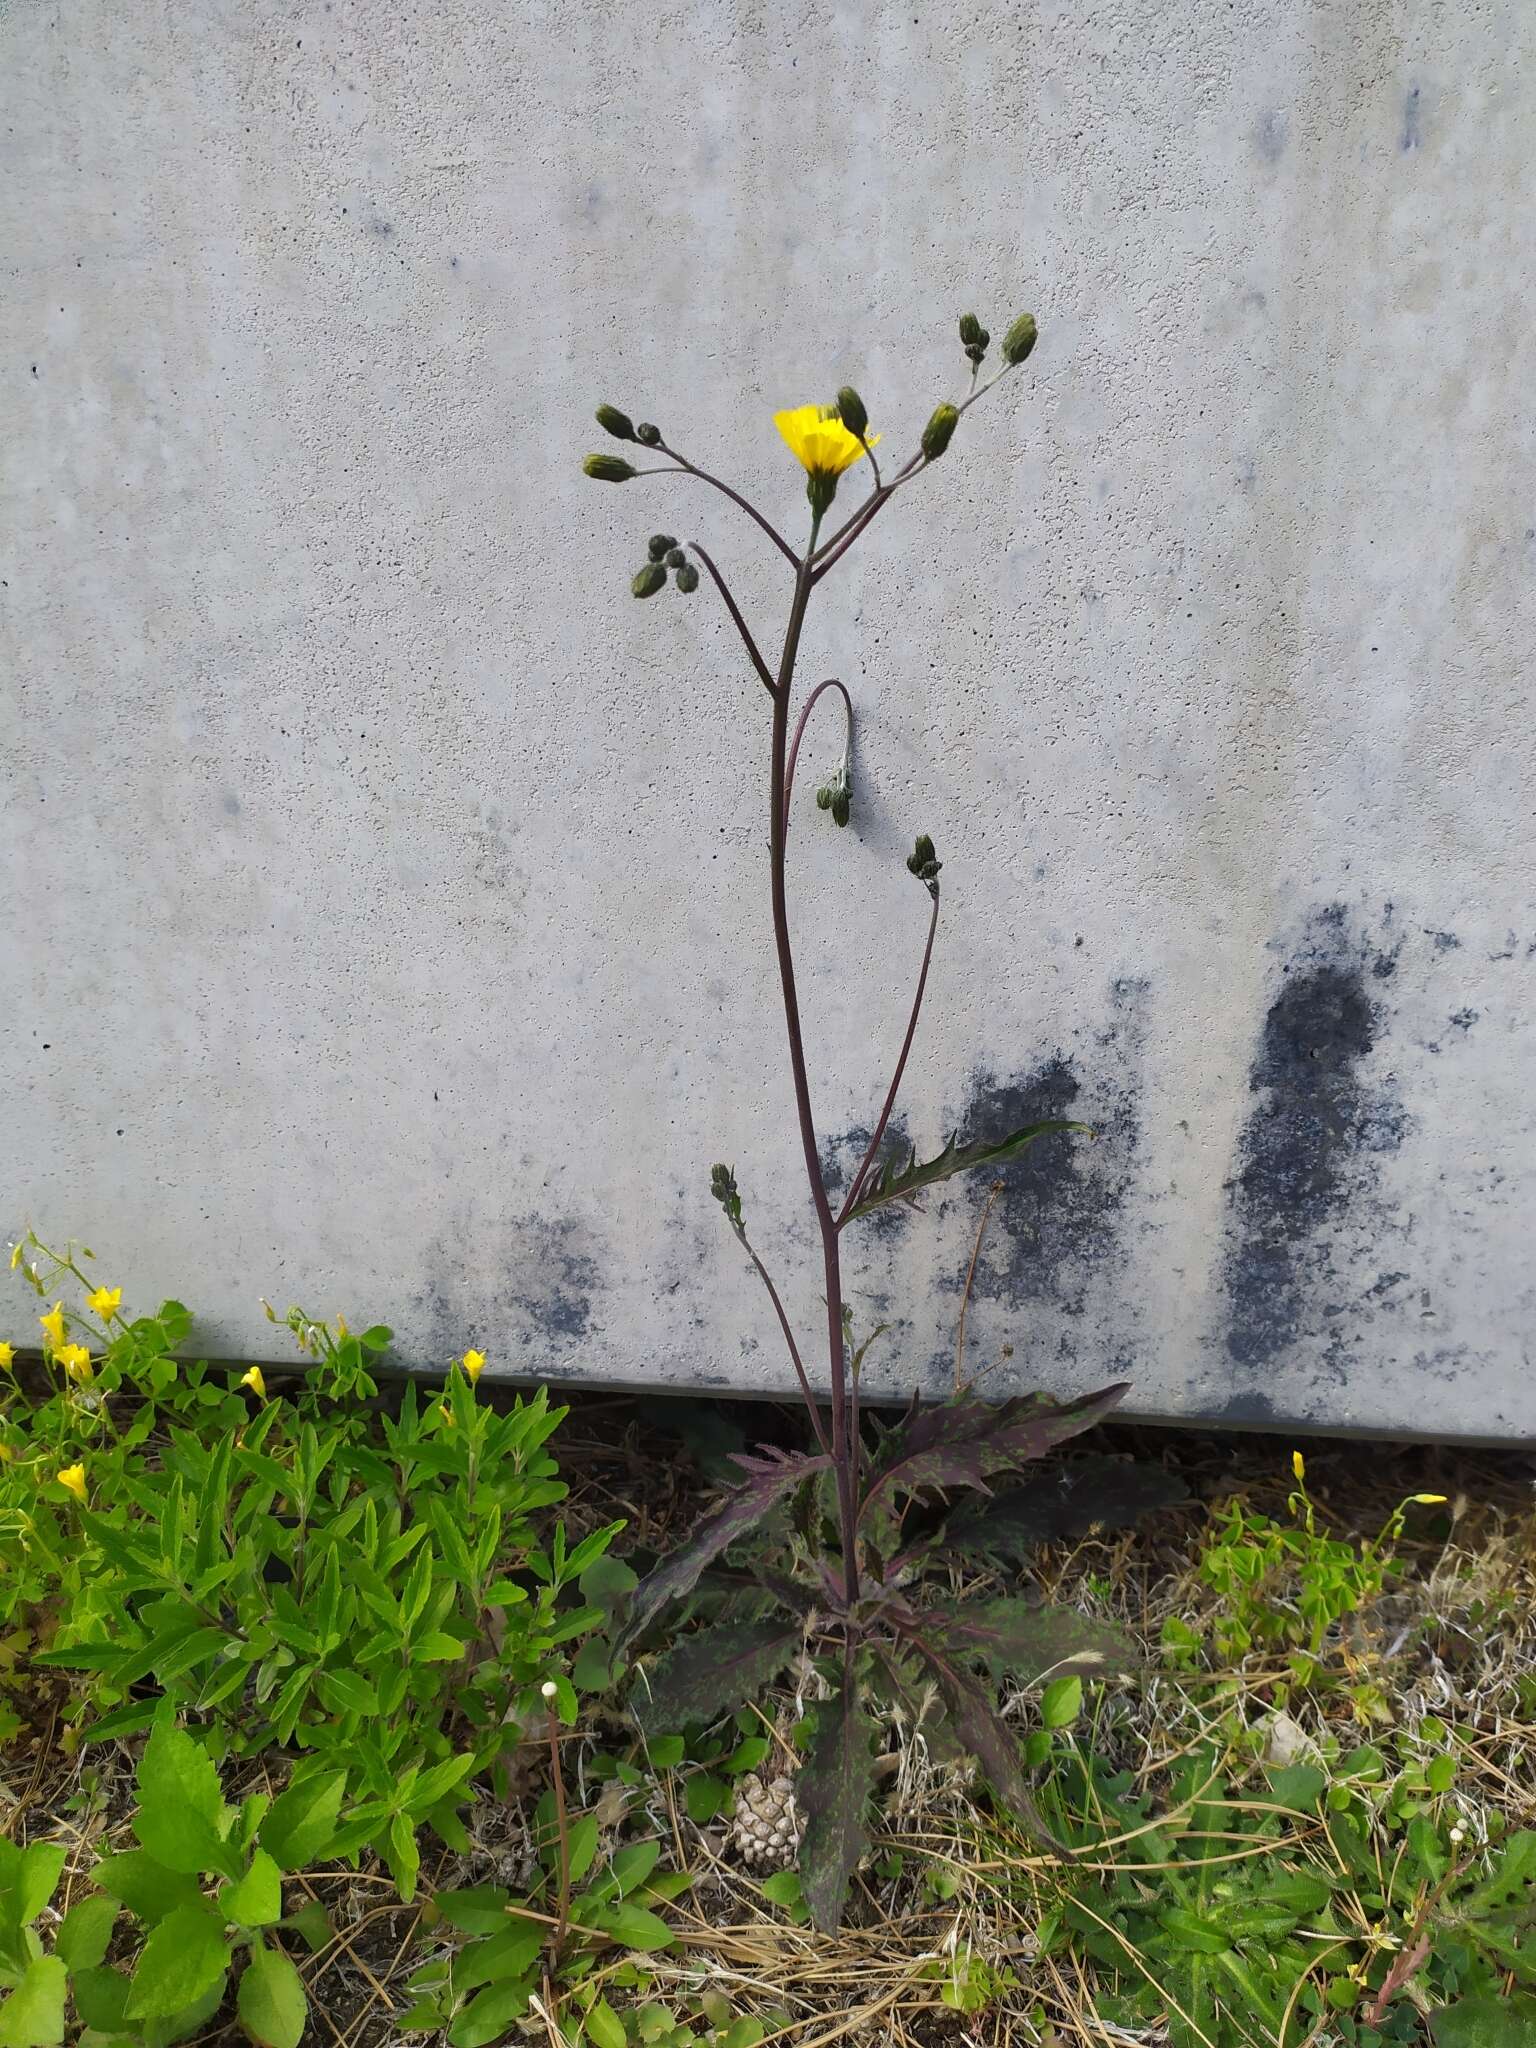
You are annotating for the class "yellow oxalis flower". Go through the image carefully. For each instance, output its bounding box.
[1291,1449,1306,1484]
[241,1366,267,1399]
[40,1302,67,1352]
[336,1314,349,1338]
[0,1341,14,1372]
[774,404,879,482]
[461,1349,486,1386]
[87,1286,122,1321]
[1412,1493,1447,1505]
[59,1344,93,1383]
[57,1464,87,1504]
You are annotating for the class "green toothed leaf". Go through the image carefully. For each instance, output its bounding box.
[843,1121,1089,1224]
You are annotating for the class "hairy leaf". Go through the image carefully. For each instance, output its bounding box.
[924,1597,1138,1687]
[615,1450,831,1654]
[798,1678,877,1932]
[842,1121,1089,1224]
[899,1634,1069,1855]
[633,1619,804,1733]
[860,1383,1129,1527]
[944,1458,1188,1561]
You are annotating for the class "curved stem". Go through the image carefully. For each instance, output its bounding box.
[837,890,940,1226]
[783,677,853,835]
[737,1233,832,1458]
[689,542,775,694]
[658,441,799,567]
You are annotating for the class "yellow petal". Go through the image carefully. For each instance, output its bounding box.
[39,1302,67,1352]
[774,404,879,477]
[86,1286,122,1320]
[1291,1450,1306,1483]
[60,1344,93,1383]
[0,1342,14,1372]
[240,1366,267,1399]
[462,1349,486,1385]
[57,1464,87,1504]
[1411,1493,1447,1505]
[336,1314,349,1338]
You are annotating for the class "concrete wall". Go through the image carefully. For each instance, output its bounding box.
[4,1,1533,1440]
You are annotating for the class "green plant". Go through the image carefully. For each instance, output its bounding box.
[583,316,1182,1927]
[3,1244,619,1894]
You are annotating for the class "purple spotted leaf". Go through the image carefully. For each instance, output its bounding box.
[615,1450,830,1654]
[632,1619,804,1733]
[843,1121,1091,1224]
[944,1458,1189,1562]
[797,1677,877,1932]
[859,1383,1130,1529]
[923,1596,1139,1687]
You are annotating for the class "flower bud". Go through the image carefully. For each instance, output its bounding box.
[665,547,686,568]
[1001,312,1038,366]
[816,785,833,811]
[584,453,637,482]
[835,386,868,439]
[906,833,942,894]
[674,561,699,593]
[710,1163,744,1232]
[635,422,662,446]
[632,563,666,598]
[920,404,960,461]
[958,312,984,347]
[595,404,636,441]
[647,533,678,562]
[831,789,850,828]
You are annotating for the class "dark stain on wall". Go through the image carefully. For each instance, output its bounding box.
[1224,909,1409,1379]
[509,1214,598,1340]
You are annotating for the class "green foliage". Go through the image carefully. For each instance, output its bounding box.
[841,1120,1090,1225]
[2,1240,619,1887]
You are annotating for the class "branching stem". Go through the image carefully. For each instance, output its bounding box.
[837,890,941,1226]
[783,677,853,834]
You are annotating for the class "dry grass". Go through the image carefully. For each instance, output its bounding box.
[3,1402,1533,2047]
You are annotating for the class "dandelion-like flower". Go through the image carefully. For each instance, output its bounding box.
[56,1464,87,1504]
[774,404,879,515]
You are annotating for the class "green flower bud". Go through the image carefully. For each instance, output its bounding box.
[958,312,984,347]
[584,453,637,482]
[831,790,850,828]
[816,785,833,811]
[710,1163,744,1232]
[595,404,636,441]
[635,422,662,446]
[807,471,838,519]
[647,533,678,562]
[1001,312,1038,366]
[632,562,666,598]
[906,833,942,893]
[674,561,699,593]
[836,386,869,439]
[665,547,686,568]
[920,404,960,462]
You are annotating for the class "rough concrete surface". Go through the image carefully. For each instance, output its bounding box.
[3,2,1533,1438]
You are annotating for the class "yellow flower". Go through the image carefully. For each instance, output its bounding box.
[59,1343,93,1384]
[0,1342,13,1372]
[56,1464,87,1504]
[437,1403,454,1428]
[336,1313,349,1338]
[39,1302,67,1353]
[1291,1450,1306,1484]
[240,1366,267,1399]
[774,404,880,514]
[461,1349,486,1386]
[9,1243,23,1271]
[1411,1493,1447,1506]
[86,1286,122,1321]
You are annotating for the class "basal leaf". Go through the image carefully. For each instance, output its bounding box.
[842,1121,1089,1224]
[944,1458,1188,1561]
[1431,1993,1536,2048]
[861,1384,1129,1527]
[90,1851,201,1925]
[615,1451,831,1655]
[798,1679,876,1933]
[633,1619,803,1734]
[899,1633,1069,1856]
[123,1901,230,2020]
[54,1895,118,1972]
[236,1943,308,2048]
[924,1598,1139,1687]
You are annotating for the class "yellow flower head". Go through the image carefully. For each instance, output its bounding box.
[336,1314,349,1338]
[56,1463,87,1505]
[240,1366,267,1399]
[0,1341,14,1373]
[86,1286,122,1322]
[39,1302,67,1353]
[1291,1450,1306,1485]
[774,404,880,515]
[1411,1493,1447,1506]
[461,1349,486,1386]
[59,1343,93,1384]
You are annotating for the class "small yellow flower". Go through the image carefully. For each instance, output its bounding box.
[59,1343,93,1384]
[8,1243,22,1272]
[1291,1450,1306,1484]
[1411,1493,1447,1506]
[56,1464,87,1505]
[775,404,879,480]
[86,1286,122,1321]
[240,1366,267,1399]
[0,1441,13,1463]
[39,1302,67,1353]
[336,1313,349,1338]
[0,1341,14,1372]
[461,1349,486,1386]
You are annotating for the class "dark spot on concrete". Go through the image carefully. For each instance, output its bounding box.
[1224,910,1408,1376]
[1215,1386,1278,1426]
[1449,1008,1478,1033]
[1401,85,1421,151]
[1256,109,1287,163]
[1369,1270,1408,1301]
[1427,929,1459,952]
[509,1215,596,1339]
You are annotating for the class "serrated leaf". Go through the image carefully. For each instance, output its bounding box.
[798,1679,876,1933]
[90,1850,201,1925]
[944,1458,1188,1560]
[633,1619,803,1733]
[221,1848,283,1928]
[899,1633,1066,1853]
[1431,1993,1536,2048]
[123,1901,230,2020]
[1463,1831,1536,1916]
[258,1773,345,1872]
[925,1597,1138,1687]
[843,1120,1089,1224]
[0,1956,66,2048]
[862,1383,1129,1527]
[134,1717,234,1876]
[615,1451,831,1654]
[54,1894,117,1971]
[236,1943,307,2048]
[0,1842,65,1930]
